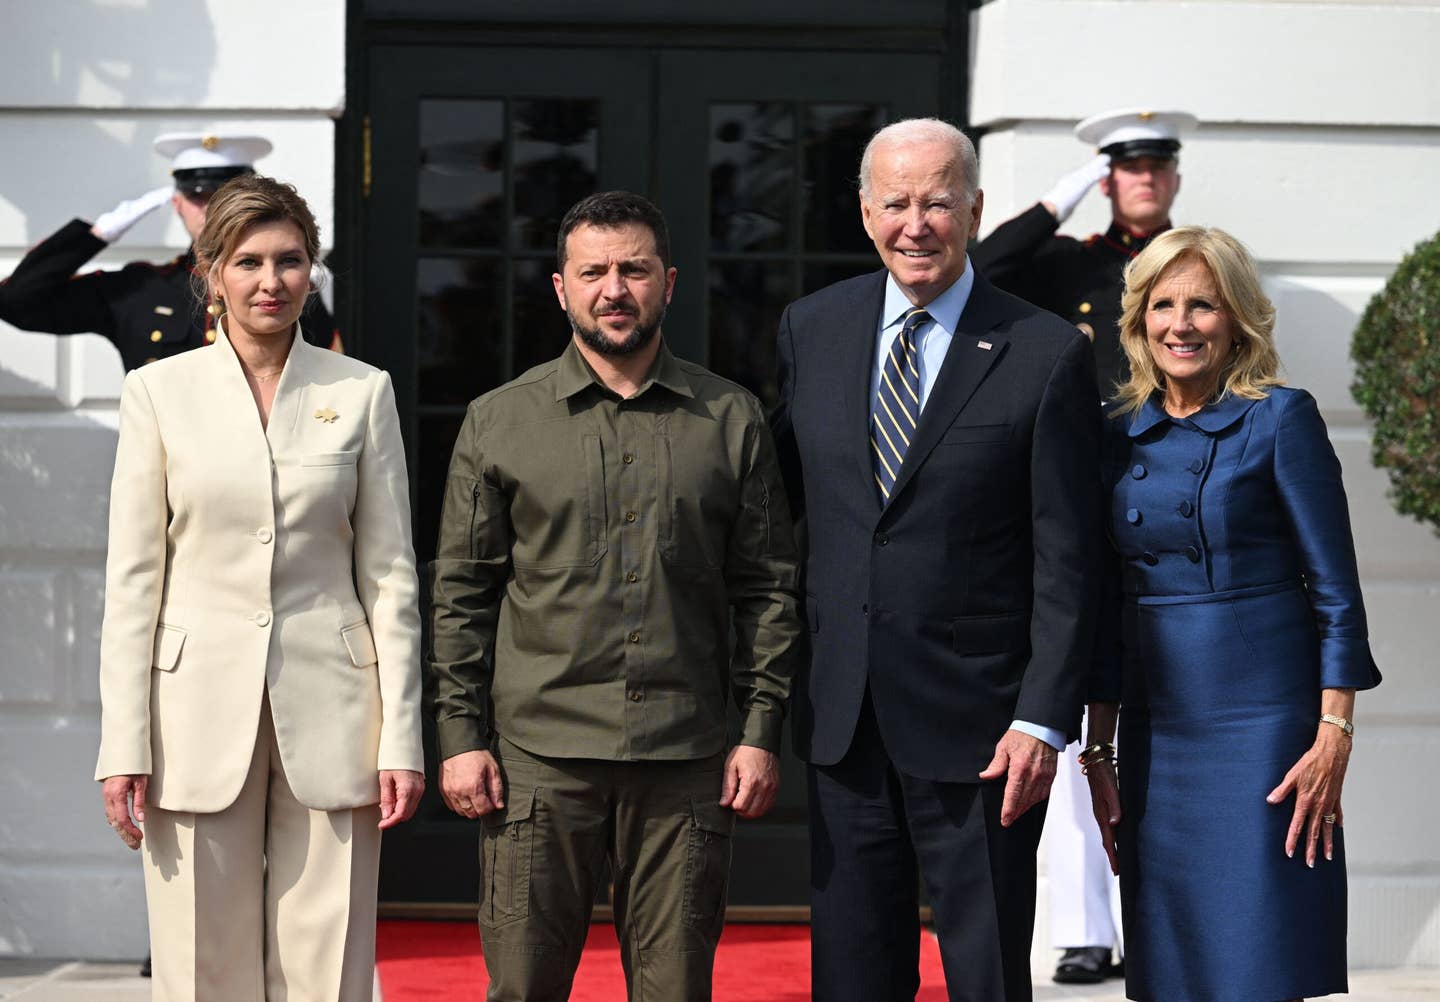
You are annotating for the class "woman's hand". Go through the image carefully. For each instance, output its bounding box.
[1085,761,1122,876]
[1267,725,1351,866]
[378,769,425,830]
[101,775,148,850]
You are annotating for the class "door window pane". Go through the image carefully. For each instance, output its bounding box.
[414,412,468,566]
[709,261,793,407]
[417,257,504,406]
[512,100,599,251]
[803,261,879,297]
[804,104,886,253]
[710,103,795,253]
[512,258,573,376]
[419,100,504,248]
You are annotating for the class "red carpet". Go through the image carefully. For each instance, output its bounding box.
[376,920,949,1000]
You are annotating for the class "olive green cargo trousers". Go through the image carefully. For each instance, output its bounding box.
[478,738,734,1002]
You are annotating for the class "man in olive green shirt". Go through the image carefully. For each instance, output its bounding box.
[430,191,803,1001]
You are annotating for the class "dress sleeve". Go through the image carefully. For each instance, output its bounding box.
[1273,389,1382,691]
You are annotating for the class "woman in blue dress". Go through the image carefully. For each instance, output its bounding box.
[1081,227,1381,1001]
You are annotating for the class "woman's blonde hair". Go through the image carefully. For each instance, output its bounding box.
[192,174,321,307]
[1112,226,1282,415]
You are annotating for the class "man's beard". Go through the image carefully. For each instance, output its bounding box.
[570,304,665,357]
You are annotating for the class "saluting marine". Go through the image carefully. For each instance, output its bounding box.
[0,131,339,371]
[971,109,1196,395]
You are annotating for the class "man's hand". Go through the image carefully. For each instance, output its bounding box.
[91,186,173,243]
[719,745,780,819]
[1040,154,1111,223]
[978,729,1058,827]
[439,749,505,819]
[378,769,426,830]
[101,774,148,850]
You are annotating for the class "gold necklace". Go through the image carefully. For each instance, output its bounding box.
[246,367,285,384]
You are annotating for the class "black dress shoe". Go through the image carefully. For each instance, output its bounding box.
[139,952,151,978]
[1053,946,1111,984]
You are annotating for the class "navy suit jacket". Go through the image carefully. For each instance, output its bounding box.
[772,269,1104,781]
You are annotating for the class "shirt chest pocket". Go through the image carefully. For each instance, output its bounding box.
[656,432,736,570]
[508,434,608,569]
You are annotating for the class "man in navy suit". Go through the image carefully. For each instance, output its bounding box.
[771,119,1103,1001]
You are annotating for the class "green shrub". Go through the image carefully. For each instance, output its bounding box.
[1351,229,1440,534]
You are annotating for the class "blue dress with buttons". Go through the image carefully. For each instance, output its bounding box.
[1095,387,1381,1002]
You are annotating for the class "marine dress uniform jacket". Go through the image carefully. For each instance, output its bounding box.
[94,325,423,811]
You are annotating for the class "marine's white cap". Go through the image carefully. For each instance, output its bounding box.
[1074,109,1197,161]
[153,132,273,194]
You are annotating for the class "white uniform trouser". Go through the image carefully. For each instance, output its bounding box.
[1047,717,1123,953]
[141,694,382,1001]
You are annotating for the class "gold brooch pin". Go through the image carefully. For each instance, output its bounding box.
[314,408,339,423]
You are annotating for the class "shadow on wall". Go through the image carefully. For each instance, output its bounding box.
[0,0,217,241]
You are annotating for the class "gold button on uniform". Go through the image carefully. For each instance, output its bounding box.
[628,631,641,643]
[149,330,164,342]
[623,453,634,465]
[625,511,637,523]
[1078,302,1092,315]
[628,691,643,702]
[626,571,639,583]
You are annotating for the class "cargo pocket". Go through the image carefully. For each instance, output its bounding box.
[480,788,535,930]
[682,798,734,939]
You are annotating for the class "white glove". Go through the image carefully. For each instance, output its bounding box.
[1041,154,1111,223]
[91,186,173,243]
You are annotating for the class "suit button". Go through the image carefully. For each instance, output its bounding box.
[254,611,271,627]
[1142,552,1159,566]
[256,528,273,543]
[1177,500,1194,517]
[1188,459,1204,474]
[1126,507,1142,525]
[875,533,889,546]
[149,330,163,343]
[1185,545,1201,563]
[1130,464,1147,480]
[628,690,643,702]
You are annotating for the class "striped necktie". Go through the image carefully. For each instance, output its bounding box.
[872,306,929,502]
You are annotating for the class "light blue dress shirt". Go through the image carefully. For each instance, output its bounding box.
[870,259,1066,753]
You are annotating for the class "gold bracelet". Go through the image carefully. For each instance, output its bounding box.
[1077,741,1116,772]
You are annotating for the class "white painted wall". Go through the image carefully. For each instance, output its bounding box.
[970,0,1440,971]
[0,0,344,960]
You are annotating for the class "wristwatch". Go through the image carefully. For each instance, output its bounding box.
[1320,713,1354,736]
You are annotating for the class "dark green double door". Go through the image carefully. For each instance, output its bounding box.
[364,43,939,913]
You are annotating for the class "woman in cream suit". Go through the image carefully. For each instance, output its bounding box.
[96,175,424,1001]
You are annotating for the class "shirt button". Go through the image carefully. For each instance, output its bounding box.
[628,691,643,702]
[254,611,271,627]
[628,631,641,643]
[256,528,273,544]
[149,330,163,343]
[1126,507,1142,525]
[626,571,638,583]
[1185,545,1201,563]
[1142,552,1159,566]
[1177,500,1194,517]
[875,533,889,546]
[1188,459,1204,474]
[622,453,634,465]
[1130,464,1147,480]
[625,511,637,523]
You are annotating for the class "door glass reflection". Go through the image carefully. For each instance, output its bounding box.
[418,100,504,248]
[710,103,795,253]
[511,258,573,376]
[417,257,504,407]
[415,412,468,566]
[804,104,885,253]
[709,261,793,407]
[512,100,599,251]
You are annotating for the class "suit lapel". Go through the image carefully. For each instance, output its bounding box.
[885,274,1011,505]
[841,272,889,508]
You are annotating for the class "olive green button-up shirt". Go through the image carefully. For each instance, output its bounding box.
[430,340,803,762]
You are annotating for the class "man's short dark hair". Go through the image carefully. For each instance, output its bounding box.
[556,191,671,270]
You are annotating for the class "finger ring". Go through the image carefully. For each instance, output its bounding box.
[1322,813,1337,824]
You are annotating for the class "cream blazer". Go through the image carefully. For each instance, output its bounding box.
[94,326,423,813]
